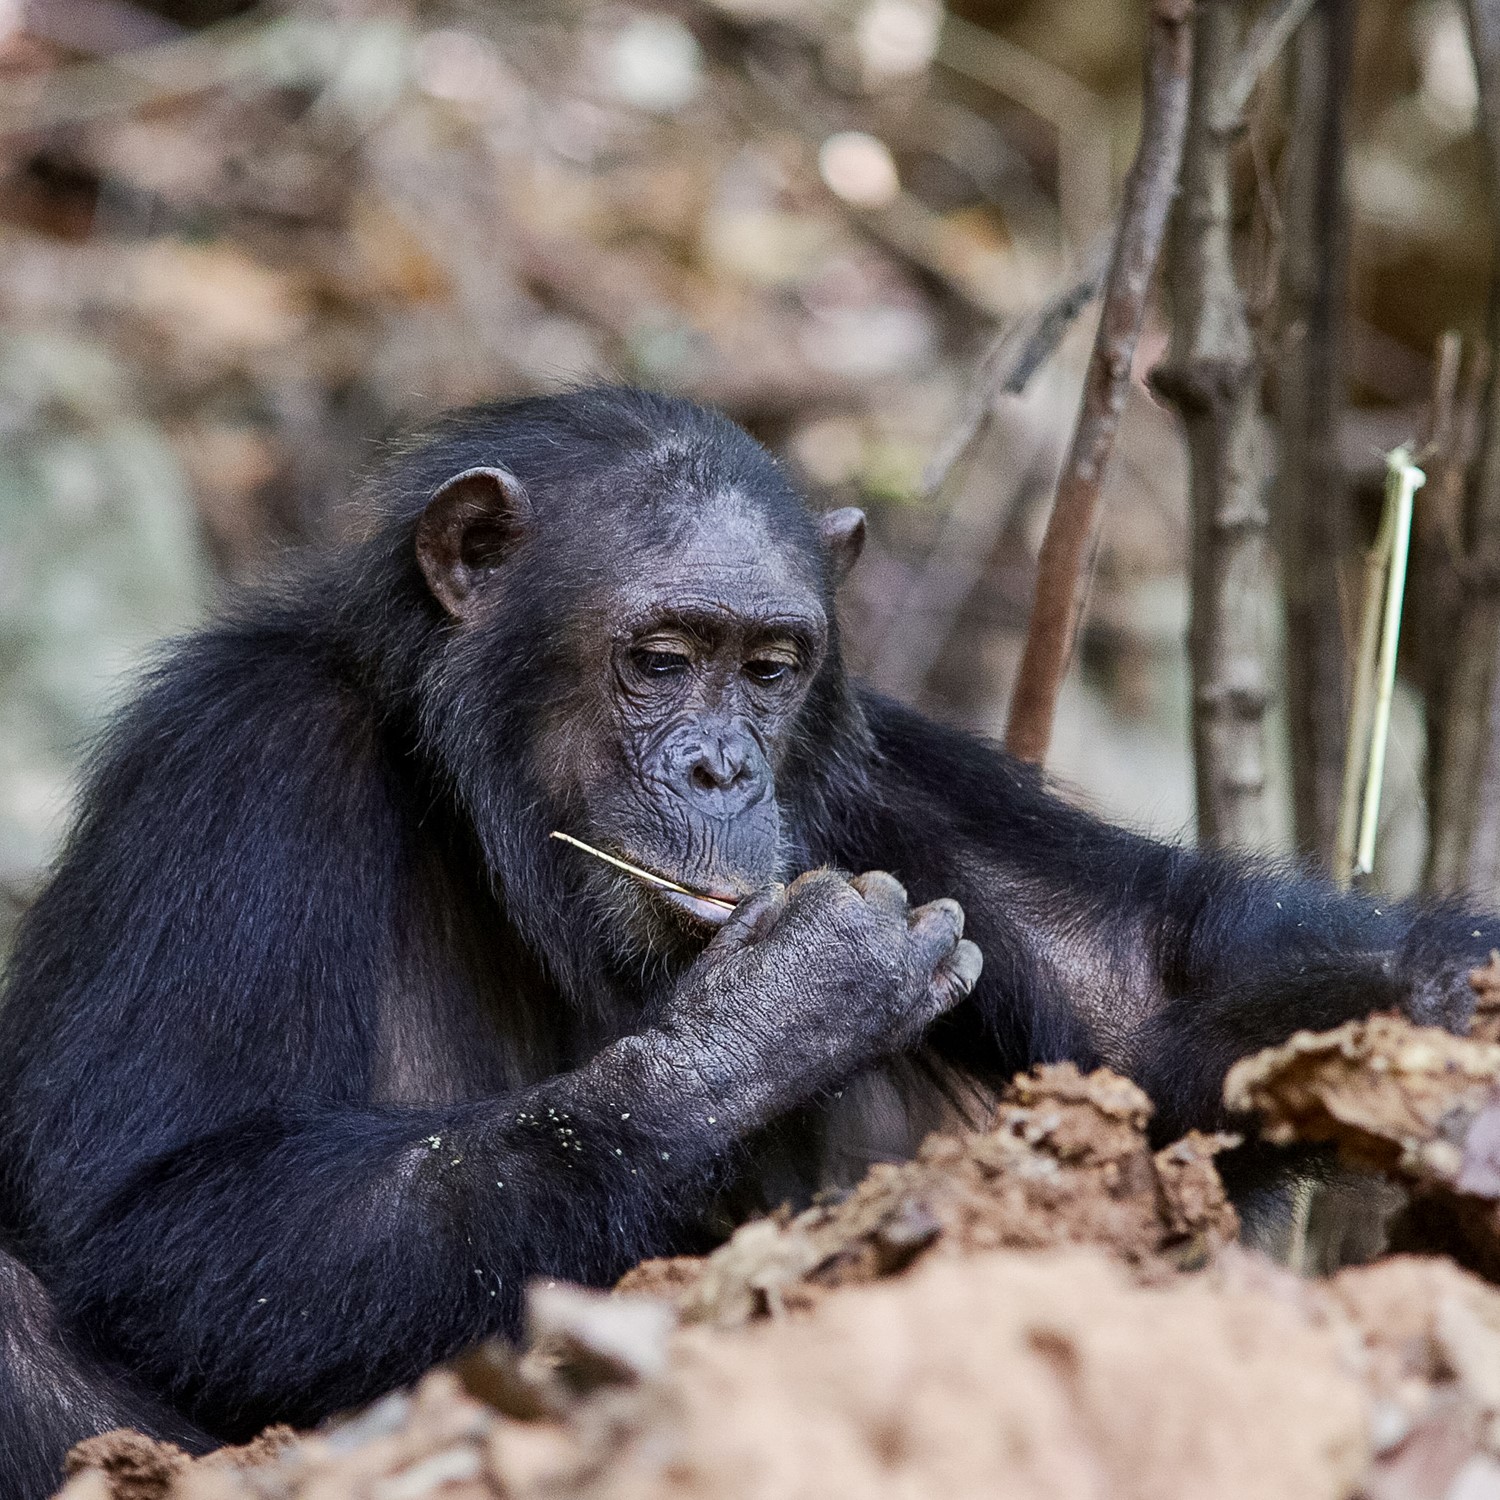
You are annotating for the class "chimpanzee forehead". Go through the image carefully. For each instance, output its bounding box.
[603,490,828,629]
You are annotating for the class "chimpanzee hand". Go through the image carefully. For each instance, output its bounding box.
[650,868,982,1130]
[1393,919,1487,1034]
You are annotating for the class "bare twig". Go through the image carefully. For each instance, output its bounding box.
[920,248,1109,500]
[1225,0,1319,121]
[1334,451,1425,886]
[1002,0,1193,764]
[549,833,736,914]
[1426,0,1500,897]
[1334,507,1390,887]
[1357,452,1424,878]
[1275,0,1356,863]
[1425,332,1466,460]
[868,256,1107,704]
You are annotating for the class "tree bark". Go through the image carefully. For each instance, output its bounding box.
[1274,0,1355,865]
[1152,0,1274,849]
[1003,0,1194,765]
[1426,0,1500,896]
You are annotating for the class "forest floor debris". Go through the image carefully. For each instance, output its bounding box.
[619,1062,1238,1324]
[60,1023,1500,1500]
[1226,1009,1500,1279]
[59,1248,1500,1500]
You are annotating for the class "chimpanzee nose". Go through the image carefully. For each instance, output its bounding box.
[671,730,767,813]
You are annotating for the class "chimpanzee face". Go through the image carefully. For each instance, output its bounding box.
[414,456,864,942]
[575,500,831,925]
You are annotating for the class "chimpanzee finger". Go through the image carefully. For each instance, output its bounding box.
[780,867,859,926]
[892,939,982,1046]
[849,871,909,922]
[906,897,966,971]
[710,883,787,952]
[933,938,983,1005]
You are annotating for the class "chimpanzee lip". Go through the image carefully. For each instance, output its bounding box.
[657,886,738,928]
[610,846,743,925]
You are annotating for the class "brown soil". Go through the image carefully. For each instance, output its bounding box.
[60,1248,1500,1500]
[1224,1012,1500,1275]
[620,1062,1238,1323]
[1223,1014,1500,1173]
[63,1428,298,1500]
[61,1038,1500,1500]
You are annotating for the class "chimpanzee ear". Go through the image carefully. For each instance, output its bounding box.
[415,466,534,620]
[819,506,866,586]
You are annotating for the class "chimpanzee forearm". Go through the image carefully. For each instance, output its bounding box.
[1129,849,1500,1136]
[54,1028,745,1439]
[862,699,1500,1137]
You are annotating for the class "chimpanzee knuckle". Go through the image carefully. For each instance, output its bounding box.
[849,870,910,917]
[841,913,911,977]
[906,894,966,942]
[785,867,846,903]
[906,897,966,969]
[939,939,984,1001]
[773,870,842,929]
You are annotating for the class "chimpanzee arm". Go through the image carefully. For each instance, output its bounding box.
[847,694,1500,1135]
[51,1046,744,1437]
[1123,853,1495,1134]
[41,874,970,1438]
[0,647,712,1435]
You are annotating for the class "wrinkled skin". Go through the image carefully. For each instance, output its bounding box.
[557,498,830,918]
[646,873,981,1131]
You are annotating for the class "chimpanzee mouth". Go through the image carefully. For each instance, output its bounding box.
[549,831,741,928]
[655,884,741,928]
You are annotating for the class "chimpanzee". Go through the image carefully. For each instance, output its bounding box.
[0,386,1492,1496]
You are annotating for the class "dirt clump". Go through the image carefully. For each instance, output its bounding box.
[65,1249,1379,1500]
[1224,1014,1500,1274]
[69,1247,1500,1500]
[63,1427,298,1500]
[619,1062,1238,1323]
[1223,1015,1500,1174]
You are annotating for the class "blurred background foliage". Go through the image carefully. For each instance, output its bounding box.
[0,0,1489,954]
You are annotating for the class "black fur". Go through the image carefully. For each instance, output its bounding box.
[0,387,1493,1496]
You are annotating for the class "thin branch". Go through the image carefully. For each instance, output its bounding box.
[1224,0,1319,122]
[920,247,1109,500]
[1275,0,1355,864]
[1335,451,1425,887]
[1426,0,1500,897]
[1355,453,1424,878]
[1003,0,1194,764]
[866,254,1106,704]
[1424,331,1466,458]
[1153,0,1275,848]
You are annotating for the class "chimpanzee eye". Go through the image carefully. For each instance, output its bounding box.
[744,659,792,685]
[632,648,691,678]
